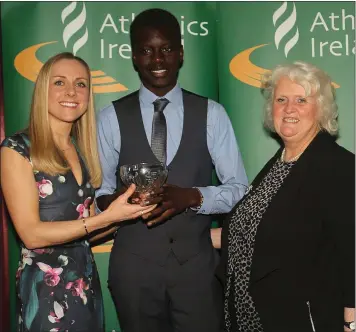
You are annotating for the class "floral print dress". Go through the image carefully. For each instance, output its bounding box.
[1,133,104,332]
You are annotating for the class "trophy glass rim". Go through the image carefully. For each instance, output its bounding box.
[120,162,167,169]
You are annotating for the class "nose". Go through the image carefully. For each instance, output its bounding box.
[152,49,164,64]
[65,85,76,97]
[284,100,295,114]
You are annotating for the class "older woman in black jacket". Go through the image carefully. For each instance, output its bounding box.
[213,61,355,332]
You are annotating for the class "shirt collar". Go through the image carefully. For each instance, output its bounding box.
[139,83,182,108]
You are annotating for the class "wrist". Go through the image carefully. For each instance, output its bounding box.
[85,213,111,234]
[190,187,204,211]
[344,321,355,331]
[82,218,89,236]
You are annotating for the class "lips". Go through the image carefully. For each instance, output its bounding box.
[150,69,168,78]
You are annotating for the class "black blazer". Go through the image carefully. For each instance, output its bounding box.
[217,132,355,332]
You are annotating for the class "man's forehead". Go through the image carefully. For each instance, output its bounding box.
[134,27,178,43]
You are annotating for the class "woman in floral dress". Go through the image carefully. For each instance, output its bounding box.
[0,52,156,332]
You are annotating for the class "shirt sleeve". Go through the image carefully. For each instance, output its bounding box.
[95,104,121,207]
[195,100,248,215]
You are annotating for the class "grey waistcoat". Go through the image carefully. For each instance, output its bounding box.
[112,89,213,265]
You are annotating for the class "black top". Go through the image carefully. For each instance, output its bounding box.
[217,131,355,332]
[225,158,296,332]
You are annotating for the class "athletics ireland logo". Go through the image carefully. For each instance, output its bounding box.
[14,2,128,94]
[62,1,88,56]
[273,2,299,58]
[229,2,340,89]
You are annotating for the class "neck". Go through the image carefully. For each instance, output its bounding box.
[283,128,320,162]
[143,82,177,97]
[50,118,73,148]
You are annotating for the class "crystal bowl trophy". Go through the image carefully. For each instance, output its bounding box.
[119,162,168,194]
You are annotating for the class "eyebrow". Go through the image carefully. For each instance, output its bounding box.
[51,75,88,80]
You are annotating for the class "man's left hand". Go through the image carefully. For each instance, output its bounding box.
[142,184,201,227]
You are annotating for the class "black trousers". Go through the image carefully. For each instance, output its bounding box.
[108,246,224,332]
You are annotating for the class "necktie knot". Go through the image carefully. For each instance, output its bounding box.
[153,98,170,113]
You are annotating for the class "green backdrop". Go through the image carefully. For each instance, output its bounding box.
[1,2,354,331]
[217,2,355,181]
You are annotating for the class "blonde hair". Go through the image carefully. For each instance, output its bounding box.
[261,61,338,136]
[28,52,102,188]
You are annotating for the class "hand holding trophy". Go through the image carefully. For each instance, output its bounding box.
[119,162,168,207]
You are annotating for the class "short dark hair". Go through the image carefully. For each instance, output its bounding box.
[130,8,181,48]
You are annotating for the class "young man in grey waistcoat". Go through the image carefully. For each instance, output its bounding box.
[95,8,248,332]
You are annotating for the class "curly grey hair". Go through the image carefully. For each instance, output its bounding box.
[261,61,338,135]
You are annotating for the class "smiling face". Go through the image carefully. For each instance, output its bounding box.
[272,76,320,148]
[48,59,90,126]
[132,27,183,96]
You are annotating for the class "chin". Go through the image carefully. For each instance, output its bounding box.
[61,118,79,124]
[144,74,174,85]
[279,126,299,137]
[149,76,170,85]
[62,113,84,123]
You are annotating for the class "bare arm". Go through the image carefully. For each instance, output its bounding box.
[0,147,155,249]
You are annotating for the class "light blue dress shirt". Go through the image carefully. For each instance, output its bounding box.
[95,84,248,214]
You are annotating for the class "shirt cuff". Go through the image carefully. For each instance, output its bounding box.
[191,187,211,214]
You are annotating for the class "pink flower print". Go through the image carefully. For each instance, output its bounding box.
[76,197,91,219]
[37,179,53,198]
[48,311,60,324]
[33,248,54,255]
[65,278,89,304]
[16,248,35,279]
[36,262,63,287]
[21,248,35,266]
[33,249,45,254]
[48,301,64,324]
